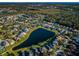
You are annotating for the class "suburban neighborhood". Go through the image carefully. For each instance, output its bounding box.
[0,3,79,56]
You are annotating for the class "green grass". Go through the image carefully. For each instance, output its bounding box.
[1,26,57,56]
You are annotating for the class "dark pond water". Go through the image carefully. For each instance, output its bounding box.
[13,28,56,50]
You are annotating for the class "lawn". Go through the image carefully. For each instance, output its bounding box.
[1,26,57,56]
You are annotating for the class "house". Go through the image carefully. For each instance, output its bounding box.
[73,35,79,45]
[45,45,50,50]
[60,30,66,35]
[55,50,64,56]
[15,28,29,41]
[18,32,26,38]
[6,39,15,45]
[42,46,47,53]
[22,28,29,32]
[43,24,51,28]
[16,32,26,41]
[29,50,34,56]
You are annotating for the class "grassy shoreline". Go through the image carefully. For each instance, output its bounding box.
[1,26,57,56]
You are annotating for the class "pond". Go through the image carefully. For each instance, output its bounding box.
[13,28,56,50]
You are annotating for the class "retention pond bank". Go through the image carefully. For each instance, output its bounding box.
[13,28,56,50]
